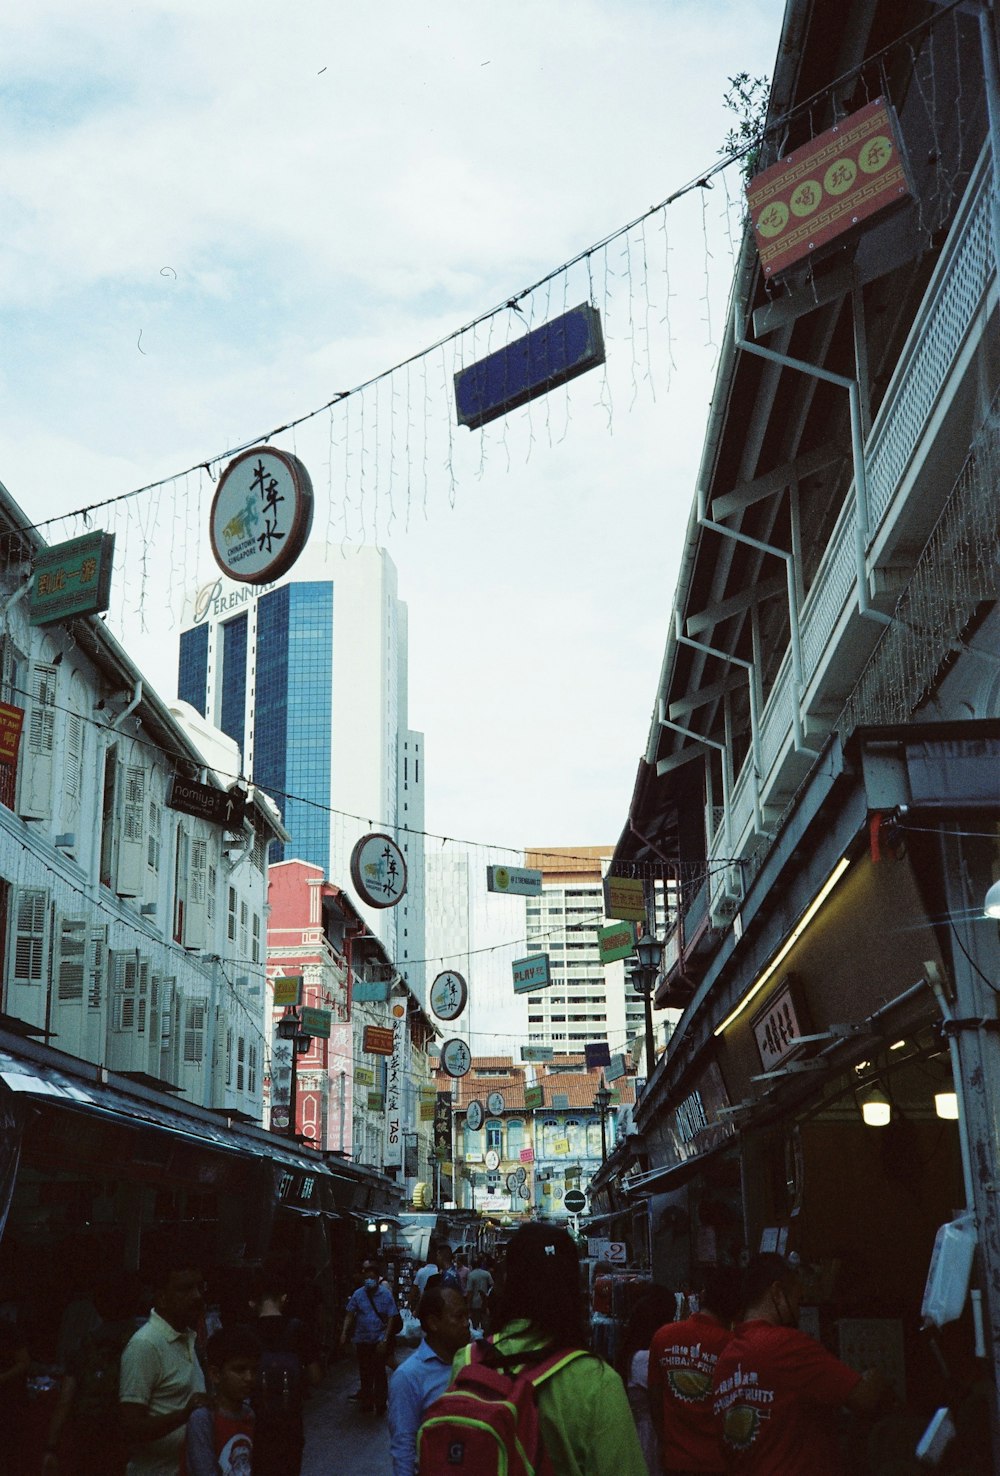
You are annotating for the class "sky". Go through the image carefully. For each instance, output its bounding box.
[0,0,787,857]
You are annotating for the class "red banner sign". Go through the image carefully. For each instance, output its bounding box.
[746,98,910,279]
[0,703,25,766]
[362,1025,395,1056]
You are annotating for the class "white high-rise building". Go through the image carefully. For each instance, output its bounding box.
[177,545,425,982]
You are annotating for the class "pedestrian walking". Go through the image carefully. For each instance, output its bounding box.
[712,1254,889,1474]
[118,1253,210,1476]
[387,1284,469,1476]
[409,1256,439,1319]
[617,1287,677,1474]
[250,1266,322,1476]
[648,1267,740,1474]
[341,1258,400,1418]
[433,1245,461,1292]
[434,1223,647,1476]
[182,1325,258,1476]
[43,1275,138,1476]
[466,1255,494,1334]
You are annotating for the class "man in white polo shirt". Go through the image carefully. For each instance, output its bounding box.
[119,1254,209,1476]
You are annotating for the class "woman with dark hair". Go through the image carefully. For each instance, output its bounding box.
[451,1224,647,1476]
[618,1287,678,1474]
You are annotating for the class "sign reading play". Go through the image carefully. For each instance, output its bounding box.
[747,98,911,279]
[512,954,551,993]
[454,304,605,430]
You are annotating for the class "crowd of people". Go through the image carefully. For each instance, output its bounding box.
[6,1229,980,1474]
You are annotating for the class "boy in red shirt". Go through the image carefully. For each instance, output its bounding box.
[648,1267,741,1474]
[712,1254,888,1475]
[183,1326,259,1476]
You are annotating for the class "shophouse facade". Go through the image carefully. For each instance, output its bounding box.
[604,1,1000,1464]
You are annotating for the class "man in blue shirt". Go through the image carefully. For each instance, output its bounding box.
[387,1283,469,1476]
[340,1260,400,1417]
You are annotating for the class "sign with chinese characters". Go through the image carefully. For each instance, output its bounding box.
[355,1065,375,1087]
[209,447,314,585]
[486,1091,505,1116]
[454,303,605,430]
[384,1000,407,1167]
[512,954,551,994]
[747,98,911,279]
[659,1059,736,1165]
[603,875,646,923]
[433,1092,452,1155]
[362,1025,395,1056]
[519,1147,534,1164]
[272,976,302,1008]
[521,1046,554,1062]
[0,703,25,767]
[486,865,543,896]
[441,1038,472,1078]
[350,833,408,909]
[420,1100,436,1121]
[270,1038,293,1130]
[29,530,115,627]
[300,1007,331,1039]
[552,1138,570,1156]
[751,974,809,1072]
[598,921,635,965]
[167,775,246,830]
[466,1100,484,1131]
[524,1085,545,1111]
[430,970,468,1021]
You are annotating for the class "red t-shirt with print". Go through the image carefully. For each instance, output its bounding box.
[712,1320,861,1476]
[648,1311,732,1472]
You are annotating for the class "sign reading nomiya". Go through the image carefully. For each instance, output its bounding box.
[29,531,115,627]
[512,954,551,994]
[167,775,246,830]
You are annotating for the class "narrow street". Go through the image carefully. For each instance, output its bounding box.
[302,1345,412,1475]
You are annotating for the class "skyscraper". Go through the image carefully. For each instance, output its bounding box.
[177,545,425,980]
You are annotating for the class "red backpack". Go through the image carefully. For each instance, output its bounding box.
[417,1338,588,1476]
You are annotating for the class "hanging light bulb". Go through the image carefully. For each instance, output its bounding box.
[860,1084,891,1127]
[984,881,1000,918]
[934,1092,959,1120]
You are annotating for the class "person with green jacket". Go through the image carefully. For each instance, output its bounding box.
[450,1224,647,1476]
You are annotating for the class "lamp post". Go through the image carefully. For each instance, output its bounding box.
[276,1008,311,1140]
[630,934,664,1083]
[593,1075,612,1162]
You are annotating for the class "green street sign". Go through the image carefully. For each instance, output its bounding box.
[598,921,635,964]
[300,1006,331,1038]
[30,531,115,627]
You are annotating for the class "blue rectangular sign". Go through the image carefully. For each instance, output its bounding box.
[454,304,605,430]
[585,1042,612,1070]
[512,954,551,994]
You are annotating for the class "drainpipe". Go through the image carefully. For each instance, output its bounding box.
[673,613,764,834]
[978,0,1000,269]
[732,304,892,628]
[657,706,736,883]
[110,679,142,731]
[0,577,30,627]
[695,487,819,758]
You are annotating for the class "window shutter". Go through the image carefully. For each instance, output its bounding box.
[237,1036,245,1091]
[56,917,87,1002]
[64,713,84,808]
[183,1001,205,1063]
[116,766,145,897]
[12,888,47,983]
[147,798,161,872]
[183,838,208,949]
[20,663,56,819]
[136,959,150,1035]
[112,952,139,1031]
[88,927,108,1011]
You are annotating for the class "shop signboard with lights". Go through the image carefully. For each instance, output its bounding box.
[751,975,809,1072]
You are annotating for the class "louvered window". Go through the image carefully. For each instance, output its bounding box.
[190,839,208,903]
[227,888,237,942]
[57,917,87,1002]
[207,866,217,922]
[112,952,139,1031]
[252,913,261,963]
[183,1001,205,1063]
[27,664,56,755]
[239,901,248,955]
[64,714,84,806]
[147,798,161,871]
[88,928,108,1010]
[225,1028,233,1086]
[12,888,47,983]
[237,1036,245,1091]
[248,1043,257,1095]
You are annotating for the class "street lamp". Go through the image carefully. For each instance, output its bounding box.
[275,1008,311,1139]
[593,1075,613,1162]
[631,933,664,1082]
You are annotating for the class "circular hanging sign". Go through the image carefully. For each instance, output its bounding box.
[209,447,314,585]
[430,970,468,1022]
[441,1038,472,1078]
[514,1165,527,1187]
[519,1184,531,1201]
[466,1099,484,1132]
[486,1091,505,1116]
[485,1149,501,1172]
[350,833,408,909]
[505,1172,518,1192]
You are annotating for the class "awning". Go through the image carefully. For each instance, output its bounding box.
[622,1141,733,1197]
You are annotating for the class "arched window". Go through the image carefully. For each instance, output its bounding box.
[486,1119,503,1155]
[541,1118,560,1156]
[464,1122,484,1158]
[507,1119,525,1159]
[565,1118,584,1155]
[586,1118,602,1157]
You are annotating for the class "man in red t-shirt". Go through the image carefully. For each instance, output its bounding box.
[648,1267,741,1474]
[712,1254,888,1475]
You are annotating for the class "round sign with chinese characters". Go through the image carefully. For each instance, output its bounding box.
[505,1172,518,1192]
[209,447,314,585]
[486,1091,505,1116]
[485,1149,500,1172]
[440,1038,472,1078]
[430,970,468,1022]
[350,833,408,909]
[514,1165,527,1187]
[466,1100,484,1131]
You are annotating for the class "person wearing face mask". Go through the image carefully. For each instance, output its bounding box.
[711,1254,889,1475]
[340,1260,400,1417]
